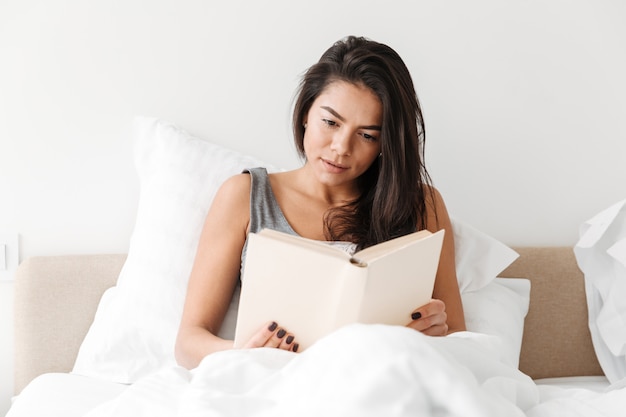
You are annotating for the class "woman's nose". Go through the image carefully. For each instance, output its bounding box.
[330,130,352,156]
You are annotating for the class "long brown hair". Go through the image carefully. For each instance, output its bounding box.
[292,36,435,249]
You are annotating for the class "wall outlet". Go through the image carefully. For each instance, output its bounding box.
[0,233,19,281]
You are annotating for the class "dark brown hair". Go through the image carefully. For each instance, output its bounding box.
[292,36,435,249]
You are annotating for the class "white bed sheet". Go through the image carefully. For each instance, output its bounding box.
[7,373,127,417]
[526,375,626,417]
[535,376,610,392]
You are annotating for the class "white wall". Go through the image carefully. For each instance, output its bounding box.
[1,0,625,414]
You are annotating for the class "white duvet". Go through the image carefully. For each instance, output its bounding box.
[81,325,534,417]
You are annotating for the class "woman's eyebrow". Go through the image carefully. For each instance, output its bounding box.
[320,106,381,131]
[321,106,345,121]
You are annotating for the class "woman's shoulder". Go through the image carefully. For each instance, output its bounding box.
[216,168,294,204]
[220,172,252,191]
[421,184,451,232]
[422,184,445,207]
[212,173,252,210]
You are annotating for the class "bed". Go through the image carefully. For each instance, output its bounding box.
[8,117,626,417]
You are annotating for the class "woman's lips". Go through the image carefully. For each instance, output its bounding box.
[322,158,348,173]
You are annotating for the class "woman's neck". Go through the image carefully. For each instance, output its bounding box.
[293,165,361,206]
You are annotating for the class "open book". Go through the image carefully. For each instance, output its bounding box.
[233,228,445,350]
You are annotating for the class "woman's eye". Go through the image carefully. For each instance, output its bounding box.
[361,133,378,142]
[322,119,337,127]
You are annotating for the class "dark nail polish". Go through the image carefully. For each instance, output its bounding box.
[293,343,299,352]
[268,322,278,331]
[411,312,422,320]
[286,335,294,344]
[276,329,286,338]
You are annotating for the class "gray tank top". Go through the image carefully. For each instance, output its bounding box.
[240,167,298,276]
[246,167,298,236]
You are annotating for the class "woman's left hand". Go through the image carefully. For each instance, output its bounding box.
[406,299,448,336]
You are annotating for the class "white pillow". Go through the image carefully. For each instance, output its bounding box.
[462,277,531,368]
[451,217,519,293]
[72,117,521,383]
[72,117,276,383]
[574,198,626,384]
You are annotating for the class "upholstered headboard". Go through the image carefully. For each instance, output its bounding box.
[14,255,126,393]
[500,247,603,379]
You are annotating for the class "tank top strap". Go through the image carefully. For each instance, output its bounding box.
[245,167,296,235]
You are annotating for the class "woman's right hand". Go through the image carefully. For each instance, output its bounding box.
[242,321,300,352]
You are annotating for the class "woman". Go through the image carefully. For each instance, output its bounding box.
[175,36,465,369]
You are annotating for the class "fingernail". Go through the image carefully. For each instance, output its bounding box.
[286,335,294,344]
[293,343,299,352]
[277,329,286,338]
[411,312,422,320]
[268,322,278,331]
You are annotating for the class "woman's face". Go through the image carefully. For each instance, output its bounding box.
[303,80,383,189]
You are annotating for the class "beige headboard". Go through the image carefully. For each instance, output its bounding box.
[13,247,603,394]
[501,247,603,379]
[14,254,126,393]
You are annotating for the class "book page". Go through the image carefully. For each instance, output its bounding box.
[355,229,445,325]
[352,229,432,264]
[257,228,351,260]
